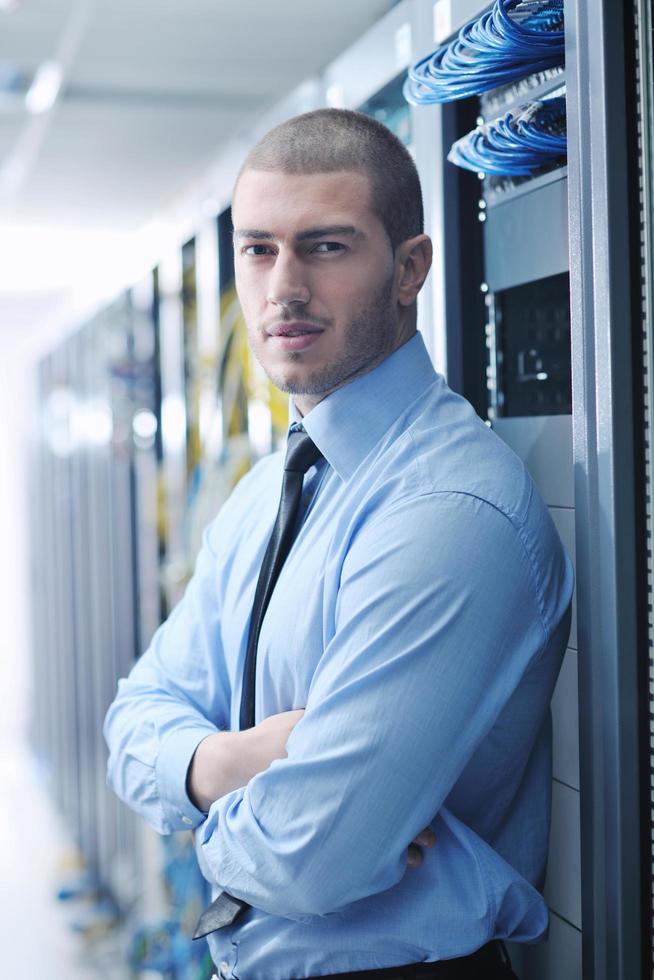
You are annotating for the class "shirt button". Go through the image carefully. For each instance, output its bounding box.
[181,815,193,825]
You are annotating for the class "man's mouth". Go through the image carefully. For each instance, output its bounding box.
[266,322,324,351]
[267,322,324,337]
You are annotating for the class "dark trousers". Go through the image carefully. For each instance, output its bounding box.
[301,941,520,980]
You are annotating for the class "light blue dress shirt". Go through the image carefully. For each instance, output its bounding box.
[104,330,574,980]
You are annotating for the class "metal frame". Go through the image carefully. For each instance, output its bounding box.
[565,0,644,976]
[635,0,654,965]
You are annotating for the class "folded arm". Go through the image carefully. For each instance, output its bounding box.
[196,491,552,918]
[186,708,306,813]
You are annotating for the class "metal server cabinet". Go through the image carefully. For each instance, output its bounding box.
[483,144,579,979]
[421,2,582,976]
[30,299,151,925]
[476,33,577,980]
[69,322,102,894]
[565,0,651,977]
[100,295,148,912]
[32,348,81,838]
[44,341,85,853]
[128,271,175,926]
[413,1,652,979]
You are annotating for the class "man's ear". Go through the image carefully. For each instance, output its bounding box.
[396,235,433,307]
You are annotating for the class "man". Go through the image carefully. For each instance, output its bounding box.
[104,109,573,980]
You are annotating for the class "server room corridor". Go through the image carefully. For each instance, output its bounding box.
[0,357,113,979]
[1,2,653,979]
[0,743,114,978]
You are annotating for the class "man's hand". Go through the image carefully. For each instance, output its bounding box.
[243,708,306,778]
[187,708,305,813]
[407,827,436,868]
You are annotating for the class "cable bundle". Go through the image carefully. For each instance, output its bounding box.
[447,97,566,176]
[403,0,564,105]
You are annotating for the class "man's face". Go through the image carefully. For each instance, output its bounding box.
[232,168,404,414]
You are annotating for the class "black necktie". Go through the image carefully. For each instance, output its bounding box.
[193,428,323,940]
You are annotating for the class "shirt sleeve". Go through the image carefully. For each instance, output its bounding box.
[103,516,232,835]
[196,490,557,917]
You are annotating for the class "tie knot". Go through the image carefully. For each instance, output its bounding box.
[284,428,323,474]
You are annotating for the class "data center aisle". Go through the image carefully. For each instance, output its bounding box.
[0,357,123,979]
[0,738,127,978]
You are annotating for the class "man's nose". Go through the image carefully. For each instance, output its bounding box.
[267,252,310,308]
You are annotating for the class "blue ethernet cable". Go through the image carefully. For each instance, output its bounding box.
[404,0,564,105]
[447,97,566,175]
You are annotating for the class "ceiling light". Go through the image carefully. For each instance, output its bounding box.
[25,60,62,114]
[0,1,22,12]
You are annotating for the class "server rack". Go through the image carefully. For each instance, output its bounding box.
[157,248,189,614]
[35,348,81,838]
[70,322,102,905]
[102,296,149,912]
[407,1,582,974]
[566,1,650,976]
[30,299,154,932]
[401,0,652,977]
[129,273,164,662]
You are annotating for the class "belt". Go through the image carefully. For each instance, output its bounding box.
[294,941,515,980]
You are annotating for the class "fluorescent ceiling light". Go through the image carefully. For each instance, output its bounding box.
[25,60,62,114]
[0,1,22,12]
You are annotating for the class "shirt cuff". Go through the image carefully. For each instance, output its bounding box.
[155,724,219,831]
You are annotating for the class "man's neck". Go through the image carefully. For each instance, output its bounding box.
[291,327,417,419]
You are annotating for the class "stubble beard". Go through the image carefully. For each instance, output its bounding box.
[252,272,399,397]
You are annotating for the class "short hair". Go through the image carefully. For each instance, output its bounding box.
[235,108,423,252]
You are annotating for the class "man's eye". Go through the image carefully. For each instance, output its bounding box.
[243,244,272,256]
[313,242,345,253]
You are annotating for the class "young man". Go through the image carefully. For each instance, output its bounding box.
[104,109,573,980]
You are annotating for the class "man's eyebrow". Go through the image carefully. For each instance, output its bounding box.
[233,229,277,242]
[232,225,362,243]
[295,225,362,242]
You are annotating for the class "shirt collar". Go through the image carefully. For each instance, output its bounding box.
[286,331,437,482]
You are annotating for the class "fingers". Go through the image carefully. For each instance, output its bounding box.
[412,827,436,848]
[407,827,436,869]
